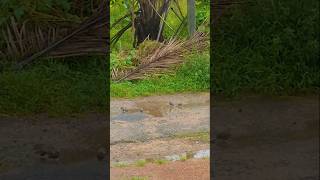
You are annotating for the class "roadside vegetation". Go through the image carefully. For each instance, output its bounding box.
[110,0,210,98]
[111,0,319,98]
[0,0,318,115]
[212,0,319,96]
[0,1,107,116]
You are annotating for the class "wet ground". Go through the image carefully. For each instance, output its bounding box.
[110,93,210,179]
[0,113,108,180]
[0,93,318,180]
[213,95,319,180]
[110,93,210,163]
[111,94,319,180]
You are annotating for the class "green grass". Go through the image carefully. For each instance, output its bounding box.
[174,131,210,143]
[130,176,149,180]
[135,159,147,167]
[111,52,209,98]
[154,159,169,165]
[212,0,319,96]
[0,57,107,116]
[112,162,130,168]
[179,154,188,161]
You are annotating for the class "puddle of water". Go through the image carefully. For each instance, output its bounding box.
[164,149,210,162]
[193,149,210,159]
[111,94,210,122]
[165,154,181,161]
[136,101,168,117]
[111,112,147,122]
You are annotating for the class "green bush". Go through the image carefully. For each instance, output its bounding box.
[212,0,319,96]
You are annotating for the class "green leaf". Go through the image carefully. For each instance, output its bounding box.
[14,6,25,19]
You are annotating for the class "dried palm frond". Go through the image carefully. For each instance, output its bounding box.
[15,2,108,69]
[111,67,133,81]
[112,32,208,82]
[2,18,70,61]
[0,0,108,69]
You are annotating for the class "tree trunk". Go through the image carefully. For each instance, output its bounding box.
[187,0,196,36]
[133,0,170,47]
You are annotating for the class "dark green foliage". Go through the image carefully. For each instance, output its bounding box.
[212,0,319,96]
[0,0,73,25]
[0,58,106,116]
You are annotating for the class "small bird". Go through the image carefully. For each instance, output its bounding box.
[120,107,128,113]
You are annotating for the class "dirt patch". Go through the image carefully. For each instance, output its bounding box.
[0,113,107,178]
[111,158,210,180]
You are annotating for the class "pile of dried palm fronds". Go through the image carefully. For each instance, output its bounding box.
[3,18,74,60]
[1,0,108,69]
[112,32,208,82]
